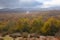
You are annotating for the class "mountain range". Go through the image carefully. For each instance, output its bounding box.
[0,6,60,12]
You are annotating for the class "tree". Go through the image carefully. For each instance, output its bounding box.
[16,18,31,33]
[30,17,44,34]
[41,17,60,35]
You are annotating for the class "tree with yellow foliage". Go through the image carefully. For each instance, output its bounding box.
[41,17,60,35]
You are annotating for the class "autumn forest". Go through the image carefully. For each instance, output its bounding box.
[0,10,60,36]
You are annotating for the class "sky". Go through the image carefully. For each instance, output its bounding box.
[0,0,60,9]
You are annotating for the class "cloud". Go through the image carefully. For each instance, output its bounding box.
[19,0,34,3]
[0,0,20,8]
[0,0,42,9]
[0,0,60,9]
[19,0,42,8]
[40,0,60,8]
[19,0,60,8]
[47,0,60,6]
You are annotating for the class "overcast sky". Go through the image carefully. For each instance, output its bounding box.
[0,0,60,9]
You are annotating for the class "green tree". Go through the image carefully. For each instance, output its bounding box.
[31,17,44,34]
[41,17,60,35]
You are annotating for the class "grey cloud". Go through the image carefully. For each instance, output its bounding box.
[0,0,20,8]
[0,0,43,8]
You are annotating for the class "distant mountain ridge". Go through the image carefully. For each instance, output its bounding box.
[0,7,60,12]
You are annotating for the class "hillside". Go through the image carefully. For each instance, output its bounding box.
[0,10,60,36]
